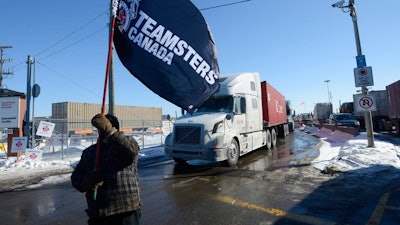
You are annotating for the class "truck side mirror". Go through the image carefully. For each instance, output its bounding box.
[225,114,232,120]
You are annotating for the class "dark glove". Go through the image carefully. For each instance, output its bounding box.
[81,171,104,191]
[91,114,116,135]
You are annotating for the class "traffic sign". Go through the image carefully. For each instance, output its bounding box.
[356,55,366,68]
[354,66,374,87]
[354,94,376,112]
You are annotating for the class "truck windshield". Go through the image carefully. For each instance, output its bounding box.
[194,96,233,113]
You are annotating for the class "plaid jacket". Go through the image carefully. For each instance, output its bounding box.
[71,131,141,218]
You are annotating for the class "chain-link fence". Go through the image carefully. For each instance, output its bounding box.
[21,118,171,160]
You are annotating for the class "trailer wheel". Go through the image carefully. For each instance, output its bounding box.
[227,139,239,167]
[266,130,272,150]
[271,128,277,148]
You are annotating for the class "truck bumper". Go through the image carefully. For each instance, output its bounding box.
[165,146,229,162]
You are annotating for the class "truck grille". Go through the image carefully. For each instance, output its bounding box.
[174,126,201,145]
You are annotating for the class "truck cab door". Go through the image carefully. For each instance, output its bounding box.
[233,96,246,133]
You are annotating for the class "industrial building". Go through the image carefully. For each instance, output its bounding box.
[51,102,162,134]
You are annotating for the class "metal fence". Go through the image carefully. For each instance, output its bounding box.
[32,118,163,135]
[24,118,170,160]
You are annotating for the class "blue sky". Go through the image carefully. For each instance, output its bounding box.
[1,0,399,117]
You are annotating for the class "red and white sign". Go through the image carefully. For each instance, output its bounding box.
[69,134,82,146]
[25,149,43,162]
[11,137,27,153]
[354,94,377,112]
[46,134,63,147]
[354,66,374,87]
[36,121,55,138]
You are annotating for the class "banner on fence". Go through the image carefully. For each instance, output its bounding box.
[46,134,63,147]
[69,134,82,146]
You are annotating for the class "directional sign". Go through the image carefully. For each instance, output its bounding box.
[354,94,376,112]
[354,66,374,87]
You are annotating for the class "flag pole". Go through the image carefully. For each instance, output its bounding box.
[108,0,116,115]
[93,0,118,200]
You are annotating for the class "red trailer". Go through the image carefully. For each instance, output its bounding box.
[386,80,400,134]
[261,81,288,136]
[261,81,287,127]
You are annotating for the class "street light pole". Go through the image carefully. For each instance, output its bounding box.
[332,0,374,147]
[324,80,332,103]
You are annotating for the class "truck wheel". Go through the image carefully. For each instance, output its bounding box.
[266,130,272,150]
[227,139,239,166]
[173,158,187,165]
[271,128,277,148]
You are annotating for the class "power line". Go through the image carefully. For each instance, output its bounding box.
[38,25,107,61]
[199,0,251,11]
[34,10,108,58]
[36,61,101,98]
[12,10,109,71]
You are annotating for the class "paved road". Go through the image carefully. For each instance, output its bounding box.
[0,130,399,225]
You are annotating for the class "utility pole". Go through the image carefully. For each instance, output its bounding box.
[25,55,34,148]
[332,0,374,147]
[0,46,13,89]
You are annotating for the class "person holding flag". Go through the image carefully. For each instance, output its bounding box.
[71,114,141,225]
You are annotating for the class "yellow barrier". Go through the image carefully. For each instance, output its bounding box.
[0,142,6,153]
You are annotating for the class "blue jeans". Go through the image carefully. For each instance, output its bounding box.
[88,210,141,225]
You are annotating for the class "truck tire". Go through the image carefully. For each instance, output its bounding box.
[227,139,239,166]
[271,128,277,148]
[173,158,187,165]
[266,130,272,150]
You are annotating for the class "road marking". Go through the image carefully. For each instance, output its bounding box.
[209,194,334,225]
[212,195,287,216]
[367,192,390,225]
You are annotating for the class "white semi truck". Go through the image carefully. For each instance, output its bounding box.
[164,72,289,166]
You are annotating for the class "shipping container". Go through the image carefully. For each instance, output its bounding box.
[387,80,400,119]
[261,81,287,127]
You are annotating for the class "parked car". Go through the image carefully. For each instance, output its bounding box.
[328,113,360,127]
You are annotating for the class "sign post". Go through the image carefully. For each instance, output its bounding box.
[332,0,374,147]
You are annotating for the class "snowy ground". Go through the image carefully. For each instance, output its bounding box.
[1,128,399,191]
[303,126,400,173]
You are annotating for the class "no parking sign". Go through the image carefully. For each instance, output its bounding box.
[354,66,374,87]
[354,94,377,112]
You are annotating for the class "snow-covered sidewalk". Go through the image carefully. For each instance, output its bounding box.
[303,126,400,173]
